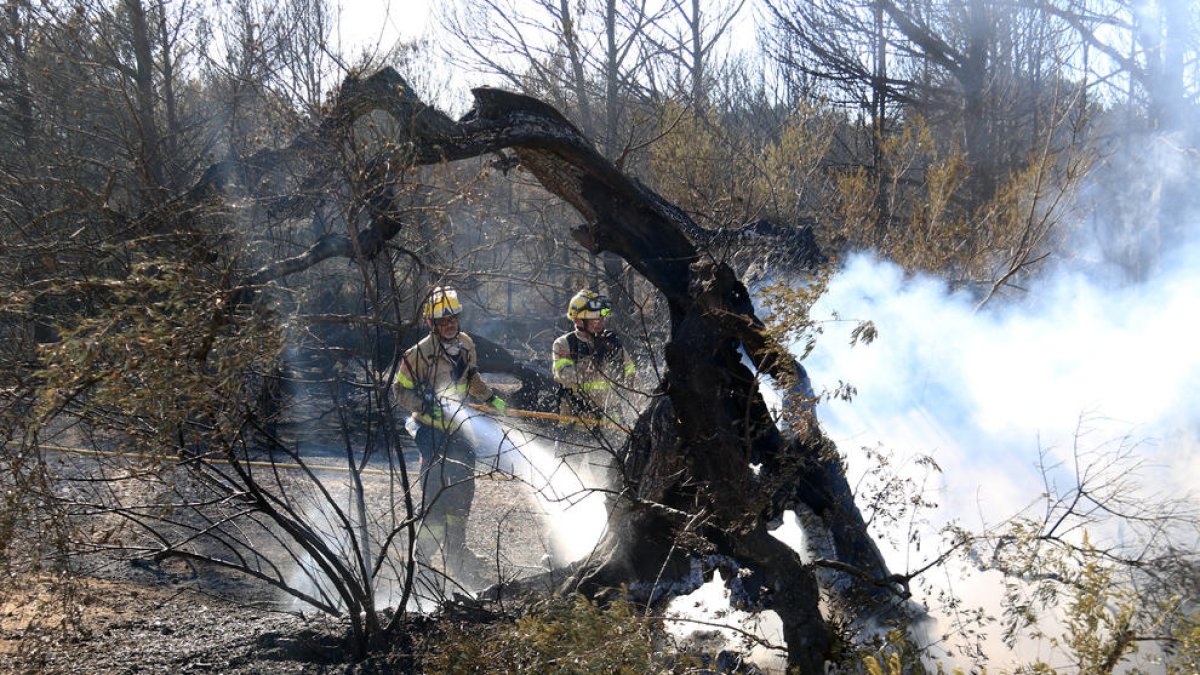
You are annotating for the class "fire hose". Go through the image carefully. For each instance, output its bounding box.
[465,402,618,429]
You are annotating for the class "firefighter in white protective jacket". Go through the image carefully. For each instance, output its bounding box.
[551,290,635,428]
[392,286,507,585]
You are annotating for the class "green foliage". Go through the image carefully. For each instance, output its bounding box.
[750,104,839,226]
[647,99,836,231]
[756,270,874,412]
[858,629,963,675]
[1168,610,1200,674]
[863,652,904,675]
[418,594,665,674]
[990,531,1146,674]
[757,269,831,361]
[646,100,755,229]
[861,630,920,675]
[829,118,975,275]
[826,115,1087,295]
[29,259,284,458]
[1055,552,1139,673]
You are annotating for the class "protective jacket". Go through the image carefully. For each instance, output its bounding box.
[552,329,634,422]
[393,332,496,430]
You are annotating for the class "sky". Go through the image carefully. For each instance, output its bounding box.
[337,0,758,49]
[332,0,759,108]
[338,0,433,46]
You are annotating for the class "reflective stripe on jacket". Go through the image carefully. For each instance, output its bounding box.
[551,329,634,419]
[393,332,494,429]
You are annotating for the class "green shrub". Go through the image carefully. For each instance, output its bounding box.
[418,594,665,674]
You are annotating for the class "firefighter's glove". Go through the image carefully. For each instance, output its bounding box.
[488,395,508,415]
[422,390,444,422]
[428,401,445,423]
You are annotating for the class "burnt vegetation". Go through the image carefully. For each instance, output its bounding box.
[2,1,1199,673]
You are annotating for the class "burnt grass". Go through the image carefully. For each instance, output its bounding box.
[2,393,628,674]
[1,450,556,673]
[1,570,381,674]
[1,479,543,675]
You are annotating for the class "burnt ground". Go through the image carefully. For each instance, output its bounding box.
[1,574,348,674]
[0,406,601,674]
[1,469,564,675]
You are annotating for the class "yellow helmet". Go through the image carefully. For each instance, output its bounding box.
[422,286,463,319]
[566,289,610,321]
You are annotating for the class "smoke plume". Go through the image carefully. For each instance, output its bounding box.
[795,132,1200,667]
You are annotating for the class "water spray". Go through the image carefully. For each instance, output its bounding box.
[450,400,610,567]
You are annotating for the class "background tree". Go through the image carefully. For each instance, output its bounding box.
[0,0,498,657]
[1048,0,1200,281]
[763,0,1081,217]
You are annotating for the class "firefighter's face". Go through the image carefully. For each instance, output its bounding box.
[431,315,459,340]
[579,317,605,334]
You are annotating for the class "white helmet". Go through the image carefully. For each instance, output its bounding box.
[422,286,463,320]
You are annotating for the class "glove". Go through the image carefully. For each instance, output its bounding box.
[422,390,444,422]
[489,395,508,415]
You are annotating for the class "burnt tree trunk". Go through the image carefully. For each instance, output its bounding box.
[347,73,898,672]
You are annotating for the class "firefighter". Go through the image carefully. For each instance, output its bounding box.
[551,289,635,427]
[392,286,507,587]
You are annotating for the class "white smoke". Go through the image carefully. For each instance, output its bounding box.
[461,411,610,566]
[794,138,1200,668]
[806,248,1199,529]
[663,570,788,673]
